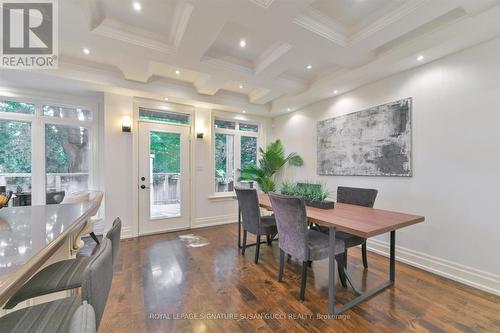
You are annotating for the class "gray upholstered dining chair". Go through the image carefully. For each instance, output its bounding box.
[317,187,378,270]
[4,218,121,310]
[269,193,346,301]
[235,187,277,264]
[0,299,96,333]
[0,237,113,332]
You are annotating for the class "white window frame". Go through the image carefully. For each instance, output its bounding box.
[212,117,260,196]
[0,93,100,205]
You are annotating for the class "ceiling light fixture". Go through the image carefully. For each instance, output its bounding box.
[239,84,244,89]
[164,97,169,101]
[133,2,142,11]
[417,55,424,61]
[83,48,90,55]
[333,90,338,95]
[242,110,246,113]
[287,108,291,112]
[239,39,246,48]
[175,69,180,75]
[306,64,312,70]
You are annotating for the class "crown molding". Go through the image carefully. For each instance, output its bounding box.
[93,18,175,54]
[275,73,308,94]
[350,0,428,45]
[86,0,193,55]
[169,2,195,50]
[294,0,428,47]
[80,0,104,30]
[254,42,292,75]
[248,0,275,9]
[249,88,283,104]
[294,8,349,47]
[201,56,254,76]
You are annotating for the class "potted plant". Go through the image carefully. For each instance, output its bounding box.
[238,140,303,193]
[216,169,228,192]
[280,182,335,209]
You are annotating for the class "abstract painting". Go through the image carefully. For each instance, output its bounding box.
[317,98,412,177]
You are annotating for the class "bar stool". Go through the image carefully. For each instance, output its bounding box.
[0,236,114,332]
[3,218,121,310]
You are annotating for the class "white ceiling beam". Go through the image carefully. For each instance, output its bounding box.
[118,58,152,83]
[80,0,104,30]
[249,88,283,104]
[194,74,228,96]
[270,4,500,115]
[28,57,270,115]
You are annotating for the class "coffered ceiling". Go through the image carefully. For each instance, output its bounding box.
[2,0,500,116]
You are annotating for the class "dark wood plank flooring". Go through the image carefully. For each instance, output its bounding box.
[99,224,500,333]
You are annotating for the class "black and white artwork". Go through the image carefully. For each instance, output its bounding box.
[317,98,412,177]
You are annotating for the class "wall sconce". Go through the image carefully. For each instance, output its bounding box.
[122,116,132,132]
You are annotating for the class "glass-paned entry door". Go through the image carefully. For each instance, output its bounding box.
[138,122,190,235]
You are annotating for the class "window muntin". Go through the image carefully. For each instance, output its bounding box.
[43,105,93,122]
[139,108,190,125]
[239,122,259,132]
[0,100,35,115]
[214,118,259,193]
[214,119,236,130]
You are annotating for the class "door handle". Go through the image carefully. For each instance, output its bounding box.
[140,185,150,189]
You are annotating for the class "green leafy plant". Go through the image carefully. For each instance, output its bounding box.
[238,140,303,193]
[280,181,329,202]
[216,169,227,184]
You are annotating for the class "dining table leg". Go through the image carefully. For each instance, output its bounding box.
[237,205,242,249]
[328,226,337,316]
[390,230,395,282]
[329,230,397,316]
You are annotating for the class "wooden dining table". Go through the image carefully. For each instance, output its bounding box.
[252,194,425,316]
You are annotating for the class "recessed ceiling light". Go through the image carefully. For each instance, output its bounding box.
[175,69,180,75]
[239,39,246,48]
[242,110,246,113]
[133,2,142,11]
[239,84,244,89]
[306,64,312,70]
[417,55,424,61]
[83,48,90,55]
[333,90,338,95]
[287,108,291,112]
[164,97,169,101]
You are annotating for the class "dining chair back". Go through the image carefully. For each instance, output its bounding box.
[268,192,308,261]
[337,186,378,208]
[46,190,66,204]
[235,187,262,235]
[106,217,122,264]
[81,237,113,328]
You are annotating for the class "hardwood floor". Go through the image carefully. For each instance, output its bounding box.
[99,224,500,333]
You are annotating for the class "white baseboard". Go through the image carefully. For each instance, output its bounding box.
[192,214,237,229]
[367,238,500,296]
[120,225,136,239]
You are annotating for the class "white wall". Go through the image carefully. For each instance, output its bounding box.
[103,93,135,238]
[272,38,500,295]
[102,93,272,237]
